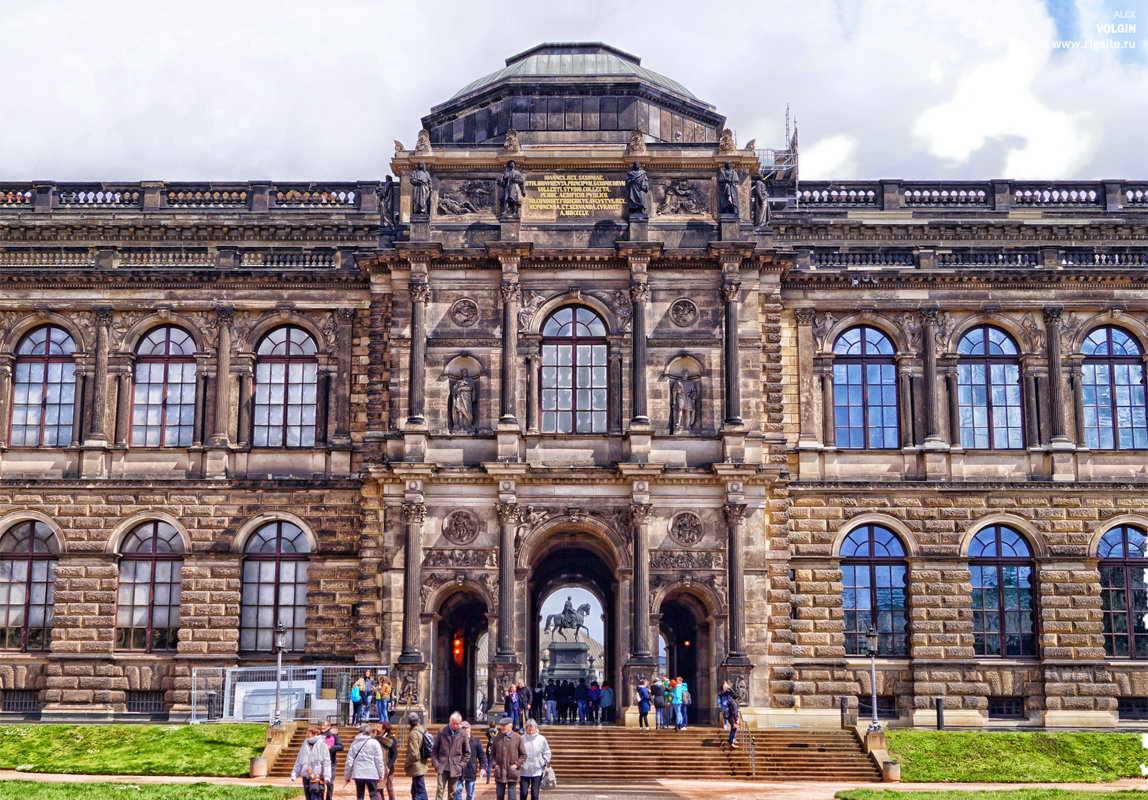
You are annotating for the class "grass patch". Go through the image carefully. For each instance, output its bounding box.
[838,792,1148,800]
[0,783,302,800]
[0,724,269,777]
[886,730,1147,783]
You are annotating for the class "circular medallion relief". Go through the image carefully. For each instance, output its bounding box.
[669,512,704,546]
[442,510,480,545]
[449,299,479,328]
[669,298,698,328]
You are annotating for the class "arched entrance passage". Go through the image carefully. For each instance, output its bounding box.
[659,592,717,725]
[526,533,619,710]
[432,590,489,722]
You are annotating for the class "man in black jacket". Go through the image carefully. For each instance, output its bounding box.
[515,681,532,733]
[318,720,342,800]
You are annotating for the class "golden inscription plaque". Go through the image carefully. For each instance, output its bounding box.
[525,173,625,218]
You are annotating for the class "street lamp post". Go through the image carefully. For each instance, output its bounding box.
[272,621,287,728]
[865,625,881,733]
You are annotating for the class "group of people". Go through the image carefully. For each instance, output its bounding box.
[350,669,393,726]
[292,710,553,800]
[505,678,617,727]
[638,675,692,731]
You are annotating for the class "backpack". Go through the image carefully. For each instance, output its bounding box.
[683,690,691,706]
[350,686,361,703]
[419,730,434,761]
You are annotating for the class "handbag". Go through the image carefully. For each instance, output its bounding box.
[541,765,557,789]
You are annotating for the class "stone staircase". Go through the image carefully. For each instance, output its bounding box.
[270,723,881,783]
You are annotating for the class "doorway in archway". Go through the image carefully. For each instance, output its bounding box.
[526,539,618,722]
[433,591,489,722]
[659,593,715,725]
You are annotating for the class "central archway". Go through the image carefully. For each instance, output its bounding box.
[432,589,489,722]
[526,532,620,717]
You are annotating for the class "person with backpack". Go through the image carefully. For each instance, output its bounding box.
[290,725,331,800]
[319,720,343,800]
[343,723,386,800]
[373,722,398,800]
[650,676,666,729]
[404,711,430,800]
[598,682,614,725]
[489,715,526,800]
[678,678,691,730]
[670,678,684,731]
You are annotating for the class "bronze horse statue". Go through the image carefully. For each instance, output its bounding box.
[543,602,592,641]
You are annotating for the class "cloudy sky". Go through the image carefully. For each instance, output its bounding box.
[1,0,1145,182]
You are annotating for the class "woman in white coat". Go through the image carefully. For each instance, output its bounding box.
[519,719,552,800]
[343,723,387,800]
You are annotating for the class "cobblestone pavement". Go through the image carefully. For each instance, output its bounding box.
[2,771,1146,799]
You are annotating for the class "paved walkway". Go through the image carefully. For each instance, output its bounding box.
[2,771,1146,799]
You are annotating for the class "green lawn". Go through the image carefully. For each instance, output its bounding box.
[886,730,1148,783]
[0,784,301,800]
[838,792,1148,800]
[0,724,269,777]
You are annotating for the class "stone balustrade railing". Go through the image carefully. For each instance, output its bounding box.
[790,179,1146,212]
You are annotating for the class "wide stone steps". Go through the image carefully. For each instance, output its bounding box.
[269,724,881,782]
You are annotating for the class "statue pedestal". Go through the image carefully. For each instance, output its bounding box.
[542,641,593,683]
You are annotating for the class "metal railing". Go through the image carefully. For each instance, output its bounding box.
[191,664,389,724]
[736,709,755,777]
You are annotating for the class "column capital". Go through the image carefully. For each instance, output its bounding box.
[93,306,113,325]
[629,503,654,525]
[401,502,427,524]
[213,305,235,322]
[496,503,524,526]
[1043,306,1064,327]
[795,307,816,326]
[628,281,650,305]
[408,281,431,304]
[722,503,747,526]
[335,307,356,323]
[499,280,519,304]
[720,279,742,303]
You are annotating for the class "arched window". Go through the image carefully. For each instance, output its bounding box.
[539,306,608,434]
[116,521,184,652]
[240,521,310,652]
[840,524,908,655]
[10,325,76,447]
[957,325,1024,449]
[132,326,197,447]
[1098,526,1147,659]
[0,521,58,651]
[969,525,1036,656]
[253,327,318,447]
[1081,327,1147,450]
[833,326,899,449]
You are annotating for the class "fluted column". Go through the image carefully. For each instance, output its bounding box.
[1044,307,1069,441]
[500,280,520,425]
[495,503,523,659]
[407,281,429,425]
[400,501,427,661]
[88,307,112,441]
[724,503,749,662]
[722,279,743,425]
[630,282,650,425]
[210,306,233,445]
[921,309,943,443]
[630,503,653,659]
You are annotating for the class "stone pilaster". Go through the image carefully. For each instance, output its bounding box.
[209,306,233,446]
[406,279,429,426]
[721,278,743,427]
[723,503,750,664]
[494,503,523,661]
[399,501,426,662]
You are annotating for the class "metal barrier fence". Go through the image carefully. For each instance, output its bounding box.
[191,665,390,725]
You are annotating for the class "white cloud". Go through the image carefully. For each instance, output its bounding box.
[802,134,861,178]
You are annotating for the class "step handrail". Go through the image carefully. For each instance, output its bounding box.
[736,710,755,778]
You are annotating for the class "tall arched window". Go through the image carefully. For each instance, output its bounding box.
[840,524,909,655]
[253,327,318,447]
[1098,526,1147,659]
[957,325,1024,449]
[969,525,1036,656]
[539,306,608,434]
[0,521,58,651]
[240,521,310,652]
[1081,327,1147,450]
[10,325,76,447]
[132,326,197,447]
[116,521,183,652]
[833,326,899,449]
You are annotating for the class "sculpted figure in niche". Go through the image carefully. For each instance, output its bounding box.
[751,172,770,227]
[671,375,698,433]
[410,161,432,215]
[450,369,476,433]
[717,161,740,215]
[497,160,526,217]
[626,160,649,215]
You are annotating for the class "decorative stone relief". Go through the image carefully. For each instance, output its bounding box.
[668,512,704,546]
[1059,312,1083,350]
[393,663,423,705]
[448,299,479,329]
[1021,311,1046,351]
[654,179,707,215]
[649,549,725,570]
[934,310,955,350]
[518,289,547,333]
[423,548,495,568]
[812,311,837,350]
[895,312,922,350]
[669,298,698,328]
[436,181,494,215]
[441,510,480,546]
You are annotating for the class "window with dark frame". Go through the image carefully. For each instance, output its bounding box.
[1,689,41,714]
[956,325,1024,449]
[970,525,1037,657]
[1081,327,1147,450]
[239,521,310,653]
[539,306,608,434]
[115,521,183,652]
[125,690,167,715]
[987,695,1026,719]
[253,326,318,447]
[9,325,76,447]
[857,695,897,717]
[0,521,58,652]
[1118,697,1148,721]
[131,326,196,447]
[1098,525,1147,659]
[832,326,899,449]
[840,524,909,656]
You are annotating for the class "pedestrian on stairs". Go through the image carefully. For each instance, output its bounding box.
[519,719,551,800]
[726,694,740,749]
[290,725,331,800]
[635,679,651,730]
[670,678,684,730]
[319,720,343,800]
[598,682,614,725]
[651,676,666,729]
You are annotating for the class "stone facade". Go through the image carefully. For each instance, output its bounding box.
[0,43,1145,726]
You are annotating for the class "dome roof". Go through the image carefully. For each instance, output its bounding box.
[447,42,703,104]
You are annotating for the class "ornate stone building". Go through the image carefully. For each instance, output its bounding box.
[0,42,1145,726]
